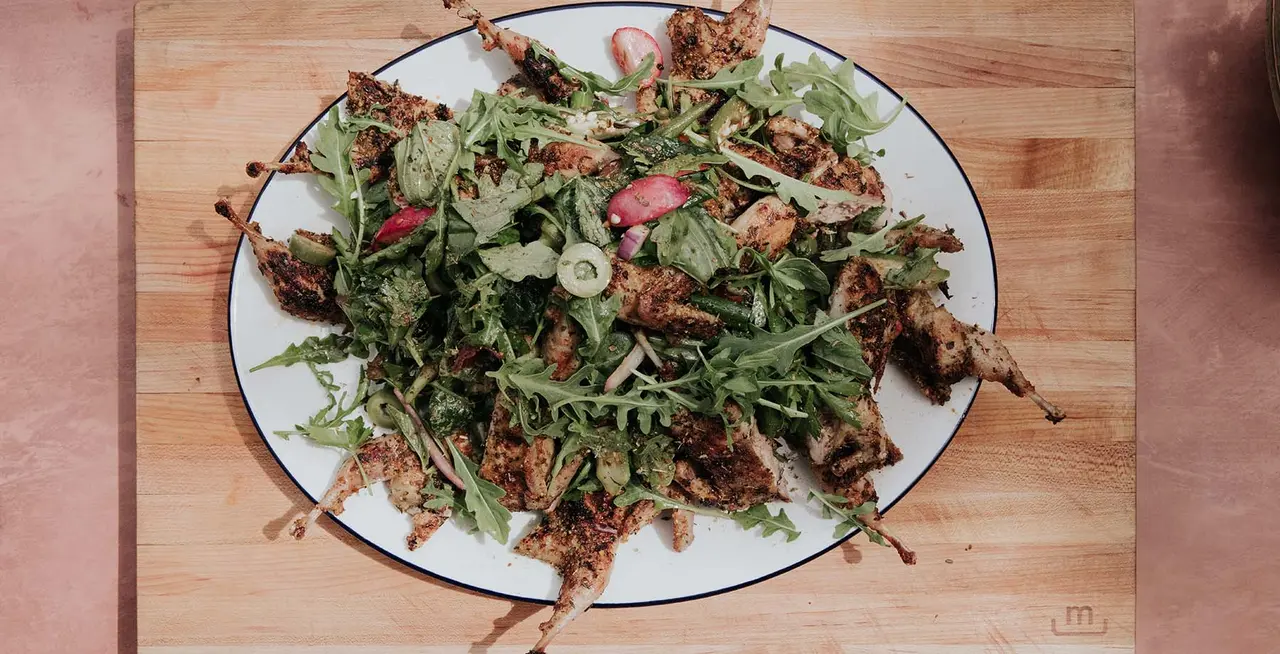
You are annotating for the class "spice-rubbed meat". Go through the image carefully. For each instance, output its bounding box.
[529,139,621,177]
[517,492,659,654]
[215,200,345,324]
[444,0,581,102]
[479,403,585,511]
[700,173,757,221]
[606,259,723,339]
[803,397,915,564]
[289,433,448,551]
[762,116,890,223]
[667,0,772,105]
[670,407,788,511]
[893,290,1067,422]
[830,257,902,386]
[884,223,964,254]
[731,195,797,258]
[541,305,582,381]
[345,71,453,173]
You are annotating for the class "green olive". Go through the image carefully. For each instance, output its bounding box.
[364,387,401,429]
[288,233,337,266]
[557,242,612,298]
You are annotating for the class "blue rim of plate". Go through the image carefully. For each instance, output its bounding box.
[227,0,998,608]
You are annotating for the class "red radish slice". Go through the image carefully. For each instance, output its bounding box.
[374,206,435,246]
[607,175,690,228]
[611,27,663,88]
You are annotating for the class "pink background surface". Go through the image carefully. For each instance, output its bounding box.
[2,0,1279,651]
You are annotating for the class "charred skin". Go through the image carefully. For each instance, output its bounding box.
[884,224,964,254]
[517,492,659,654]
[520,47,582,104]
[830,257,902,386]
[731,195,797,259]
[478,403,585,512]
[528,140,620,177]
[246,142,317,178]
[606,259,723,339]
[892,290,1067,422]
[670,408,788,511]
[215,200,345,324]
[699,172,758,221]
[289,434,448,551]
[346,71,453,174]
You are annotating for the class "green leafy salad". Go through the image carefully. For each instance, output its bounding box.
[241,33,932,554]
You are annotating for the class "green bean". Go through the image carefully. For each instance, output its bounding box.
[689,294,754,328]
[652,101,714,138]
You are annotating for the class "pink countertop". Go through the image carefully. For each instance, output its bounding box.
[3,0,1279,651]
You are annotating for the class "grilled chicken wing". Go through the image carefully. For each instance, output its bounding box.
[667,0,773,104]
[830,257,902,386]
[700,172,758,221]
[479,403,585,511]
[216,200,344,323]
[893,290,1066,422]
[289,433,448,550]
[246,142,318,178]
[731,195,797,258]
[670,407,788,511]
[606,259,723,339]
[445,0,581,102]
[517,492,659,653]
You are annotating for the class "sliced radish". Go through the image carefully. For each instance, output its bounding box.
[611,27,663,88]
[607,175,690,228]
[374,206,435,246]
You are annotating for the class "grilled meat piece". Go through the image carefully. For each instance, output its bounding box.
[346,71,453,173]
[830,257,902,386]
[893,290,1066,422]
[803,397,914,564]
[289,434,448,551]
[671,508,695,552]
[731,195,796,258]
[517,492,659,653]
[479,403,585,511]
[529,139,621,177]
[667,0,773,104]
[700,172,758,221]
[670,407,788,511]
[760,116,890,223]
[445,0,581,102]
[216,200,344,323]
[541,305,582,381]
[246,142,317,178]
[606,259,723,339]
[884,223,964,254]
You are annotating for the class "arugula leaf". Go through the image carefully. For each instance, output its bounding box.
[732,504,802,542]
[808,489,889,547]
[614,483,733,519]
[810,327,874,380]
[393,120,460,207]
[714,302,885,373]
[530,42,655,95]
[819,215,926,263]
[378,274,431,329]
[453,169,535,246]
[883,247,951,290]
[784,54,906,147]
[650,207,738,284]
[478,241,561,281]
[739,75,803,115]
[566,293,623,359]
[620,135,704,166]
[310,106,364,223]
[250,334,351,372]
[770,256,831,294]
[719,145,856,214]
[446,439,513,543]
[665,56,764,91]
[422,473,462,512]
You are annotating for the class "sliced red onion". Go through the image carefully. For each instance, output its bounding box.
[604,343,646,392]
[617,224,650,261]
[391,387,466,490]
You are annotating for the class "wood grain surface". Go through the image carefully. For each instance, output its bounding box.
[134,1,1135,651]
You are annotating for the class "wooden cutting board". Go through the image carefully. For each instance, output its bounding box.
[135,0,1135,651]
